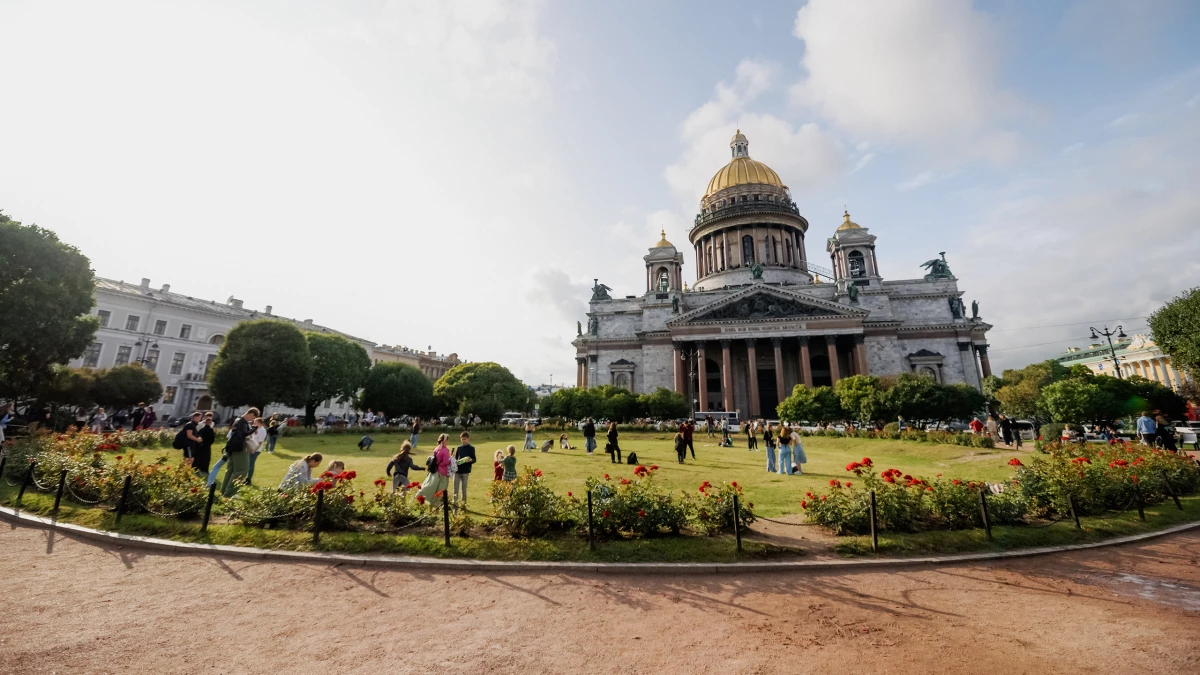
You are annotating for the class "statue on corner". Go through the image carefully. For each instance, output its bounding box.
[971,300,979,320]
[590,279,613,302]
[577,320,582,336]
[920,252,954,280]
[587,316,599,336]
[749,262,764,280]
[847,282,860,304]
[671,295,680,313]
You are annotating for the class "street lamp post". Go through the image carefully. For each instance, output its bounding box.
[679,344,699,419]
[133,336,160,367]
[1089,325,1128,379]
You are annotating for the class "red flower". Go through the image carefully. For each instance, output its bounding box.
[190,487,198,493]
[534,469,543,477]
[1008,458,1023,467]
[345,471,357,480]
[649,465,659,471]
[820,495,827,501]
[926,486,934,492]
[634,466,648,477]
[1131,475,1139,483]
[730,481,738,488]
[883,475,895,483]
[844,481,852,488]
[952,479,962,486]
[620,477,630,485]
[845,461,860,472]
[603,473,610,480]
[416,495,426,504]
[407,481,420,489]
[801,499,808,509]
[829,479,839,487]
[638,510,646,518]
[805,491,813,498]
[1071,457,1091,465]
[860,457,872,467]
[345,495,355,504]
[567,492,573,497]
[903,475,913,482]
[320,471,334,479]
[374,478,386,487]
[602,510,610,519]
[115,455,123,460]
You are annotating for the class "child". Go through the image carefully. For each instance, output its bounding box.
[326,460,346,485]
[358,434,374,451]
[492,449,505,481]
[674,430,687,464]
[386,441,423,493]
[502,444,518,481]
[559,433,575,450]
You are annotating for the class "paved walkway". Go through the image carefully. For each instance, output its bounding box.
[1,524,1198,673]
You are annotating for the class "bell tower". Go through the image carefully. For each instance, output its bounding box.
[827,210,881,294]
[645,229,684,294]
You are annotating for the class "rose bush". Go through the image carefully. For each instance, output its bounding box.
[587,466,690,537]
[489,467,577,537]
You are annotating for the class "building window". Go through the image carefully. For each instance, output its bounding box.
[83,342,101,368]
[162,386,177,404]
[145,349,160,370]
[97,310,111,327]
[763,238,772,264]
[125,315,140,332]
[153,319,167,336]
[785,240,793,265]
[742,235,755,265]
[208,334,224,345]
[179,324,192,340]
[170,352,185,375]
[115,345,132,366]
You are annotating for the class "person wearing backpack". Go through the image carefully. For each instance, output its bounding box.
[194,412,216,474]
[220,408,258,497]
[415,433,451,506]
[177,412,202,463]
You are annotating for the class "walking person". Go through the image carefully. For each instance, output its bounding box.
[674,429,687,464]
[265,416,280,453]
[409,417,422,448]
[683,418,696,460]
[280,453,323,490]
[0,404,9,445]
[141,406,157,429]
[1156,414,1178,452]
[130,403,145,431]
[453,431,476,504]
[386,441,423,493]
[777,425,794,475]
[999,414,1014,448]
[523,420,536,451]
[245,417,267,486]
[194,412,216,475]
[1136,411,1157,446]
[582,417,597,455]
[606,421,622,464]
[745,421,758,450]
[220,408,257,497]
[985,414,999,444]
[416,433,452,506]
[792,431,807,475]
[705,414,714,438]
[763,423,776,473]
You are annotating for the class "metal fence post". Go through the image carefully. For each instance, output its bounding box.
[16,460,36,506]
[587,490,595,551]
[201,482,217,533]
[442,493,451,547]
[115,474,132,524]
[978,489,992,542]
[52,470,67,514]
[869,489,878,553]
[1067,493,1081,529]
[732,493,743,553]
[0,455,7,484]
[1160,470,1183,511]
[1134,480,1145,521]
[313,489,324,546]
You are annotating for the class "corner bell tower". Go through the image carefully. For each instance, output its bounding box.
[645,229,684,294]
[827,210,882,294]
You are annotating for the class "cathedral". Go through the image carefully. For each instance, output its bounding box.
[573,131,993,418]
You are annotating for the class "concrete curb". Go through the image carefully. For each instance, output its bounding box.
[2,505,1198,574]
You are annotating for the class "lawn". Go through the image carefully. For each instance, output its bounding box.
[239,429,1023,518]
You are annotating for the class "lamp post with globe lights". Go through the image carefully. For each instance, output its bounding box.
[1089,325,1127,379]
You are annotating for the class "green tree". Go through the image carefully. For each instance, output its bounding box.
[0,213,99,399]
[942,383,988,422]
[208,320,311,413]
[1149,287,1200,378]
[38,367,97,409]
[994,360,1070,421]
[359,362,434,418]
[433,362,528,423]
[1039,379,1117,424]
[604,391,645,422]
[883,373,940,422]
[777,385,843,423]
[303,333,371,426]
[1105,375,1188,420]
[92,365,163,410]
[639,387,690,420]
[833,375,883,424]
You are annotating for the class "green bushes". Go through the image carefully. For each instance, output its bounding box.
[489,467,578,537]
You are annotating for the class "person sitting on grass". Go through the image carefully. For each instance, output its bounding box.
[358,434,374,451]
[493,449,505,481]
[386,442,423,493]
[559,433,575,450]
[280,453,323,490]
[502,444,518,481]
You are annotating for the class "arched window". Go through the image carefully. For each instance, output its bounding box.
[785,240,793,265]
[705,247,713,275]
[718,243,726,270]
[763,238,772,264]
[742,235,755,265]
[208,334,225,345]
[848,250,866,278]
[657,268,670,292]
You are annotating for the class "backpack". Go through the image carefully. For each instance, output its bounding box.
[626,452,638,465]
[172,428,188,450]
[425,454,438,471]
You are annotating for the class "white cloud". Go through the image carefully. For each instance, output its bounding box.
[790,0,1031,163]
[850,153,876,174]
[895,169,959,192]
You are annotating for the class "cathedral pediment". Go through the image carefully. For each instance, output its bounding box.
[669,284,866,325]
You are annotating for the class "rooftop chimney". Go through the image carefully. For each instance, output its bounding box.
[265,305,272,315]
[303,319,314,325]
[140,278,151,289]
[161,284,170,293]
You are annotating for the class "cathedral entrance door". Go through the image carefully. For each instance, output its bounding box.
[757,369,779,418]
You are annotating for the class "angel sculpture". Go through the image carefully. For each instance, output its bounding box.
[920,252,954,280]
[590,279,613,302]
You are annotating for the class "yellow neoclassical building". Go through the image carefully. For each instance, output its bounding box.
[1056,334,1191,390]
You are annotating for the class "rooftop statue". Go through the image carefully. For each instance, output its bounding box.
[577,320,582,336]
[971,300,979,320]
[847,282,859,304]
[749,262,764,280]
[590,279,613,302]
[921,252,954,280]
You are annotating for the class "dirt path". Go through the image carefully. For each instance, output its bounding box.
[1,524,1198,674]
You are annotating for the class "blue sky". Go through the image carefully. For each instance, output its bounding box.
[2,0,1198,384]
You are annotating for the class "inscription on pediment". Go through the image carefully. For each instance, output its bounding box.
[693,293,839,322]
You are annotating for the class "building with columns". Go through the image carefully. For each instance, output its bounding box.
[573,131,993,418]
[1055,334,1191,391]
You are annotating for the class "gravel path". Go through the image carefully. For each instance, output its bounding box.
[1,524,1198,674]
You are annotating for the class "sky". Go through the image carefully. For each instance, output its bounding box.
[2,0,1199,385]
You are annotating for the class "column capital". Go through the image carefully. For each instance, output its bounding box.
[957,342,971,352]
[976,344,990,355]
[770,337,784,347]
[588,354,599,362]
[853,334,865,345]
[720,339,733,349]
[744,337,758,348]
[797,336,810,347]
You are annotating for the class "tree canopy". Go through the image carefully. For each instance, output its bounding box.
[1149,287,1200,377]
[208,320,311,413]
[0,213,98,399]
[538,386,688,422]
[994,359,1186,424]
[777,384,843,424]
[91,365,163,409]
[359,362,434,419]
[303,333,371,425]
[433,362,528,423]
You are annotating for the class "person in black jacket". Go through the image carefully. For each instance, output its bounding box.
[453,431,477,504]
[386,441,424,494]
[674,430,687,464]
[194,413,216,475]
[607,422,621,464]
[582,418,597,455]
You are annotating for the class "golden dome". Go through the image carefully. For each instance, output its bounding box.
[653,229,674,248]
[703,130,785,199]
[837,209,862,231]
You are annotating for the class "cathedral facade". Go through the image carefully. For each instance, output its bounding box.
[572,131,993,419]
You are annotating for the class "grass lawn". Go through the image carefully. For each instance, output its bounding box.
[246,429,1023,518]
